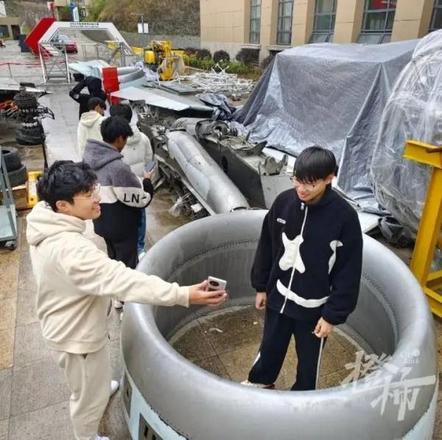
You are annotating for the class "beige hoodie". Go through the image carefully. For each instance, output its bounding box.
[77,110,104,159]
[26,201,189,354]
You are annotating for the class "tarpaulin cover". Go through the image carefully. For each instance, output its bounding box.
[371,30,442,233]
[234,40,418,212]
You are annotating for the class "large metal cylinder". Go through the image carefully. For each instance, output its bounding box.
[121,210,437,440]
[166,131,250,213]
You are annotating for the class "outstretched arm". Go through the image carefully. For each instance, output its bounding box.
[59,239,226,307]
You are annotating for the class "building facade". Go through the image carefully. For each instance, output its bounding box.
[200,0,442,61]
[0,17,20,40]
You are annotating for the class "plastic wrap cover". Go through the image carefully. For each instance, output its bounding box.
[371,30,442,233]
[234,40,417,211]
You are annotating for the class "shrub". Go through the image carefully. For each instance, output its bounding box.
[195,48,212,60]
[235,48,259,66]
[184,47,198,56]
[87,0,106,21]
[213,50,230,64]
[199,58,215,70]
[225,62,250,75]
[58,6,72,21]
[186,55,215,70]
[184,54,261,77]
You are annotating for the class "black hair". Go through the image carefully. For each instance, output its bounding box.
[85,76,104,94]
[37,161,97,211]
[293,146,337,182]
[87,97,106,111]
[109,103,132,122]
[100,116,133,144]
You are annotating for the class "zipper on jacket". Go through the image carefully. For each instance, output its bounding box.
[280,205,309,314]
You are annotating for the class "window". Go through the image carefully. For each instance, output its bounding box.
[0,25,10,38]
[277,0,294,45]
[358,0,397,44]
[429,0,442,32]
[310,0,337,43]
[249,0,261,44]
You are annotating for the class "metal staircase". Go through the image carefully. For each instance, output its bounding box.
[38,42,71,83]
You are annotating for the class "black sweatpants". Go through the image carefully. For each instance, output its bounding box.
[104,235,138,269]
[248,307,325,391]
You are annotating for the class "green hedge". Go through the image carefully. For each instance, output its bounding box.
[184,54,258,76]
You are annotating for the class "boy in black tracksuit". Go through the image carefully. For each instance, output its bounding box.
[245,146,363,391]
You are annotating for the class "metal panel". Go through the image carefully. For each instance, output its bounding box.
[111,87,213,113]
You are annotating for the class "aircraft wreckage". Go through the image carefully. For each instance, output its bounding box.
[138,113,290,216]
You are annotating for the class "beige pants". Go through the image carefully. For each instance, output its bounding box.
[51,343,111,440]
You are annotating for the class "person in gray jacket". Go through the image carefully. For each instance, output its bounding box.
[109,103,153,258]
[83,116,151,270]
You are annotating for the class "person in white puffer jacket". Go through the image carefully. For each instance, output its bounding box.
[109,104,153,259]
[77,97,106,159]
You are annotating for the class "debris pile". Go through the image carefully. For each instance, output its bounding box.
[177,65,254,100]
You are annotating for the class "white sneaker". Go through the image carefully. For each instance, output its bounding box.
[240,379,275,389]
[113,300,123,310]
[110,379,119,396]
[93,436,110,440]
[138,250,146,260]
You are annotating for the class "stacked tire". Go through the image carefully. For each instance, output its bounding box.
[13,91,46,146]
[15,122,45,146]
[13,92,38,110]
[1,147,27,187]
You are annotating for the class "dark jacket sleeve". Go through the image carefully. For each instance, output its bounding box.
[251,208,275,292]
[321,211,363,325]
[142,178,154,206]
[69,80,86,102]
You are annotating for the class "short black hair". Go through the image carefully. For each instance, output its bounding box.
[109,103,132,122]
[37,161,97,211]
[100,116,133,144]
[87,97,106,111]
[294,146,337,182]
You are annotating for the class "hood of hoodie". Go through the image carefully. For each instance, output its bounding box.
[85,77,106,100]
[83,139,122,171]
[79,110,103,128]
[27,202,86,247]
[125,124,142,146]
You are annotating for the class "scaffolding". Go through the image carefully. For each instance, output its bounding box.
[37,21,134,83]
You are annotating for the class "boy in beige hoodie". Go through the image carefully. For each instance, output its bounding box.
[26,161,227,440]
[77,97,106,159]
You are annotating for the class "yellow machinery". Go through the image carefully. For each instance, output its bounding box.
[27,170,42,208]
[107,40,185,81]
[143,40,185,81]
[403,140,442,317]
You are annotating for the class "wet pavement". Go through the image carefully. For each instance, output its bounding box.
[0,38,441,439]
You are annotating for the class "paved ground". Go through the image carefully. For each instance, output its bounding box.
[171,305,364,390]
[0,38,441,439]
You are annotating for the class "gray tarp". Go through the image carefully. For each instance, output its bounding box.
[371,30,442,233]
[234,40,418,212]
